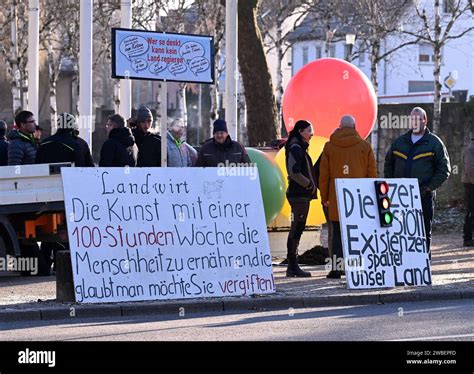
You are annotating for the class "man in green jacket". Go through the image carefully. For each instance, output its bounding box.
[384,107,451,258]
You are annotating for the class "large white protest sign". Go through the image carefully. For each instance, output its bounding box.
[112,28,214,84]
[335,178,432,290]
[62,168,275,303]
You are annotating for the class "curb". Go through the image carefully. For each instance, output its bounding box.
[1,289,473,323]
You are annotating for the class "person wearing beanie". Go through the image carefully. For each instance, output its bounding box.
[8,111,38,165]
[132,105,154,148]
[0,120,9,166]
[129,105,162,167]
[462,132,474,247]
[195,119,250,167]
[36,113,85,166]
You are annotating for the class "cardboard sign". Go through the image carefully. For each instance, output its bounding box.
[62,168,274,303]
[112,28,214,84]
[335,178,432,289]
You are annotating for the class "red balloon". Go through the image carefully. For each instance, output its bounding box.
[283,58,377,139]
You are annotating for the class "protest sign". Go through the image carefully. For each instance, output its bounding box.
[335,178,432,289]
[62,168,274,303]
[112,28,214,84]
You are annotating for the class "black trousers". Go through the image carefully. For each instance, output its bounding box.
[287,200,310,247]
[331,221,343,263]
[463,183,474,241]
[421,191,435,256]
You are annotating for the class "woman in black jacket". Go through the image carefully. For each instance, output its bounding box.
[285,120,318,277]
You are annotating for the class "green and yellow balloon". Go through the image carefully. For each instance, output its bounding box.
[246,148,286,225]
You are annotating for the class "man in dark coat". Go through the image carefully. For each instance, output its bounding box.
[36,113,84,166]
[100,114,138,167]
[129,105,162,167]
[195,119,251,167]
[384,107,451,258]
[0,120,9,166]
[8,111,38,165]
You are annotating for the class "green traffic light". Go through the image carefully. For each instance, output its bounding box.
[384,212,393,225]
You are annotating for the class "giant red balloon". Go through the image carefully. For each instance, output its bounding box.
[283,58,377,140]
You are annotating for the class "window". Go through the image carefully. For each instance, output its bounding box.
[315,46,322,60]
[443,0,456,13]
[419,43,435,63]
[302,47,309,65]
[408,81,435,93]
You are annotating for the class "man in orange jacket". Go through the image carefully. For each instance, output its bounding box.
[319,115,378,279]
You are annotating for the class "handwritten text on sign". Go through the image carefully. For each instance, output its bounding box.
[62,168,275,303]
[112,28,214,83]
[335,179,432,289]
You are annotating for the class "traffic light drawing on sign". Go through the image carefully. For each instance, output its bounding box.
[374,181,393,227]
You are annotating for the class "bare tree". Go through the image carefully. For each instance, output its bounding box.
[39,0,81,128]
[195,0,226,140]
[304,0,419,158]
[239,0,279,145]
[0,0,29,115]
[258,0,308,131]
[400,0,474,133]
[350,0,419,158]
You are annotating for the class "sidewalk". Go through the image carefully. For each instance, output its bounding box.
[0,232,473,322]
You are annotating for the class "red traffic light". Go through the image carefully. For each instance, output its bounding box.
[378,182,389,195]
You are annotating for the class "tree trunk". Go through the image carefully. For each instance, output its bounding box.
[276,20,284,135]
[113,79,120,114]
[370,39,380,164]
[238,0,278,146]
[432,0,442,134]
[177,83,188,129]
[46,40,58,133]
[10,3,22,114]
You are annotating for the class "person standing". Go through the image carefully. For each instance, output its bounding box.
[320,115,377,279]
[285,120,318,278]
[195,119,250,167]
[36,113,84,166]
[8,111,38,165]
[130,105,162,167]
[99,114,138,167]
[462,132,474,247]
[384,107,451,258]
[0,120,9,166]
[167,119,197,167]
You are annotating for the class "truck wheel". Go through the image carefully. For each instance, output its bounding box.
[0,236,6,258]
[19,243,52,276]
[0,236,7,273]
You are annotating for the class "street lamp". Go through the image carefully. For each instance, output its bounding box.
[345,32,356,62]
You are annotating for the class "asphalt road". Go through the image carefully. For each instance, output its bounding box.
[1,299,473,341]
